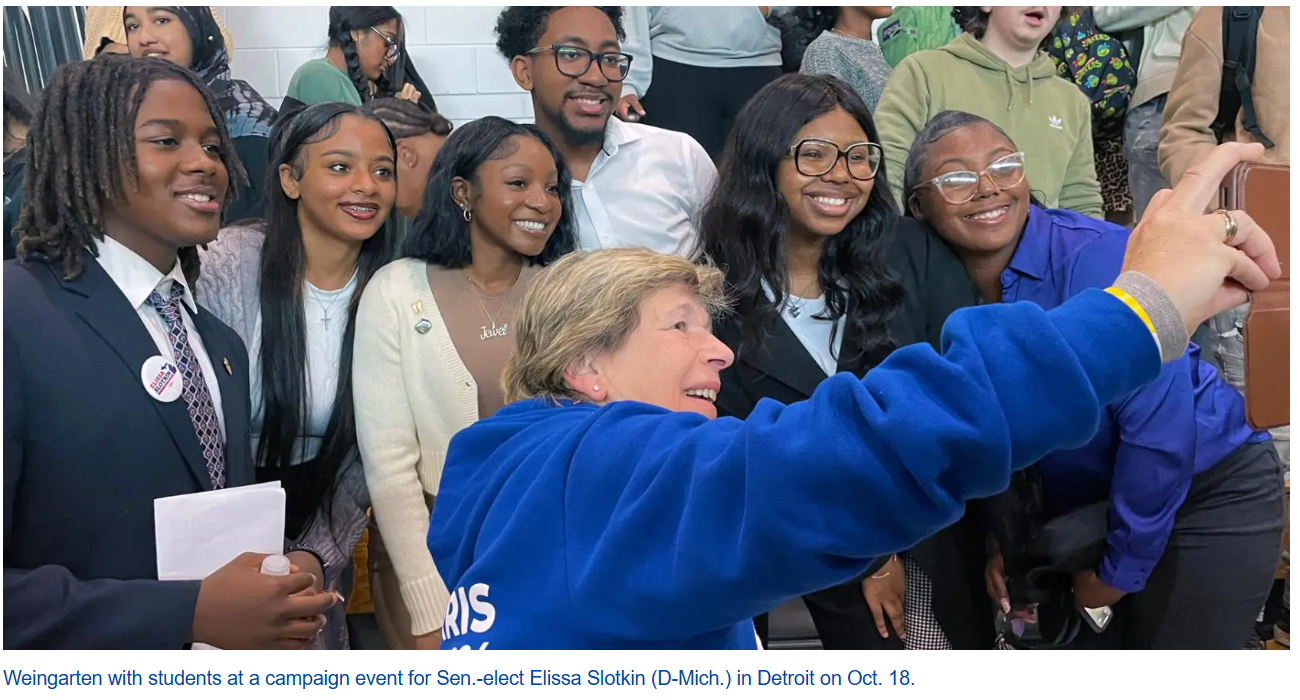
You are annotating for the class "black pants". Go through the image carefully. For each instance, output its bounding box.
[755,519,992,650]
[639,58,782,161]
[1076,440,1285,649]
[754,578,895,650]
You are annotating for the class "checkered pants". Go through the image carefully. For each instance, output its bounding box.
[901,553,953,650]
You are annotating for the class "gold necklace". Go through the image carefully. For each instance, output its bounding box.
[464,268,522,341]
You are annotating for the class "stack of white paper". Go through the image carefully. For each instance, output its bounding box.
[155,481,287,650]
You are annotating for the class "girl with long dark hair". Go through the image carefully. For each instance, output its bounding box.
[285,6,434,112]
[197,102,398,649]
[123,6,277,221]
[354,116,577,650]
[698,73,990,650]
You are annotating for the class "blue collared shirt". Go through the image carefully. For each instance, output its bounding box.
[1000,206,1266,593]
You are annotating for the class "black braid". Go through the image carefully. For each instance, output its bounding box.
[333,20,373,103]
[327,7,404,103]
[364,97,452,139]
[15,55,246,287]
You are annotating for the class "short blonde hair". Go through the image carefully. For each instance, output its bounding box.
[502,248,729,403]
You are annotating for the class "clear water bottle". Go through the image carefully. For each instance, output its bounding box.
[260,554,291,577]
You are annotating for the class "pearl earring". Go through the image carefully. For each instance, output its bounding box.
[593,385,600,392]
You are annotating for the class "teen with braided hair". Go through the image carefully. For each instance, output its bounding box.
[365,98,451,219]
[285,6,427,110]
[4,55,336,649]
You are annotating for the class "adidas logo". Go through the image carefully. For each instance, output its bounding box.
[1048,115,1064,130]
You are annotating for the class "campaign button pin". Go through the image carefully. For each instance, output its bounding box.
[141,355,183,402]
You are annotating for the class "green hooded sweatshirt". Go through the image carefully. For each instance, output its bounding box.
[875,32,1104,218]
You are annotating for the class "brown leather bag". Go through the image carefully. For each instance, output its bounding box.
[1221,163,1289,429]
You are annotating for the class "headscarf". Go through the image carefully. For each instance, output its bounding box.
[163,6,278,139]
[85,6,234,60]
[84,6,128,59]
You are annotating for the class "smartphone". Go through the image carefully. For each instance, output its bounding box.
[1221,163,1290,429]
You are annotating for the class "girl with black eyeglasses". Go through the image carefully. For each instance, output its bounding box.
[698,73,991,651]
[285,7,434,112]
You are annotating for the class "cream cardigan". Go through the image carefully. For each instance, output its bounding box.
[354,258,479,637]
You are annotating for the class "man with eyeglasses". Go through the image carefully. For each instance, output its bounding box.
[495,6,716,257]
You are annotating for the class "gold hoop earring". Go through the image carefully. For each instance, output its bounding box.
[462,207,472,223]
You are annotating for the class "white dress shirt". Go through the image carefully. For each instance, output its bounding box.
[94,236,226,437]
[571,117,717,257]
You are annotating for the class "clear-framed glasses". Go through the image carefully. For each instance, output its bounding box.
[786,138,883,181]
[371,26,399,60]
[913,151,1027,204]
[525,44,633,82]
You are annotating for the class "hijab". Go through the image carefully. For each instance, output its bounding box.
[166,6,278,139]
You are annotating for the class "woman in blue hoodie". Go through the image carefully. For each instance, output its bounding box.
[424,141,1278,648]
[902,110,1285,649]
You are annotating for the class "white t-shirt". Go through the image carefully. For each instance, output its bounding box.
[249,272,357,464]
[762,280,845,378]
[781,294,842,378]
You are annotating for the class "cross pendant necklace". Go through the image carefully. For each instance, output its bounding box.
[310,286,347,330]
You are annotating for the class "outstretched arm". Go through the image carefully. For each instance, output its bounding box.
[565,289,1160,643]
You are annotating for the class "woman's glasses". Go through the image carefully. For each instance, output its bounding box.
[526,44,633,82]
[787,138,883,181]
[913,152,1027,204]
[371,26,399,60]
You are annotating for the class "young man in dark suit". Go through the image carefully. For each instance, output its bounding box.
[4,56,335,649]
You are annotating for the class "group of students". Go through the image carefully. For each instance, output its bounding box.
[0,5,1287,651]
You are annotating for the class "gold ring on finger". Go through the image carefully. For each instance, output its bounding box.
[1214,209,1238,245]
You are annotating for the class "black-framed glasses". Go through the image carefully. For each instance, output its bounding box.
[371,26,399,59]
[787,138,883,181]
[526,44,633,82]
[913,152,1027,204]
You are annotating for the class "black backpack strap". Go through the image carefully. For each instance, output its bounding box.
[1122,27,1145,79]
[1215,7,1274,148]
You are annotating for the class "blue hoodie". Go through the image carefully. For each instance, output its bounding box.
[429,289,1160,649]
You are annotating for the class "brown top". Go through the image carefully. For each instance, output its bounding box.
[426,264,540,418]
[1159,6,1290,190]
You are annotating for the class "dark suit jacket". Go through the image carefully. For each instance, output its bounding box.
[715,217,994,650]
[3,255,255,649]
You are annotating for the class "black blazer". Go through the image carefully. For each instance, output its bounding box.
[715,217,994,650]
[3,255,255,649]
[715,217,977,414]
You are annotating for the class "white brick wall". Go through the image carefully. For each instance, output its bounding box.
[215,5,530,128]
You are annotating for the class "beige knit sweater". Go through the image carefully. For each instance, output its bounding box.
[354,258,479,637]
